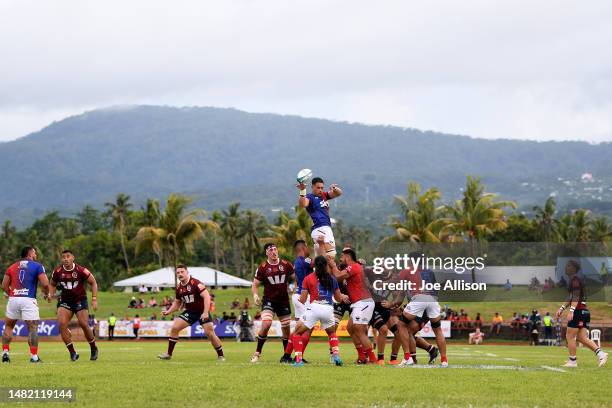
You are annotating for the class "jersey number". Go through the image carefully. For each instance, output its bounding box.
[182,294,194,303]
[60,281,78,290]
[267,275,286,285]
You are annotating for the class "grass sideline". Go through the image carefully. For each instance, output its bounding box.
[1,287,609,323]
[0,341,610,407]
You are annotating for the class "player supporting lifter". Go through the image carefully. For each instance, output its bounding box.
[298,176,342,257]
[281,239,313,363]
[329,247,377,364]
[292,255,350,366]
[555,260,607,368]
[251,243,295,363]
[49,249,99,361]
[158,265,224,361]
[2,246,50,363]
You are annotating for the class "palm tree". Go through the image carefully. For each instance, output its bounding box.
[533,197,560,242]
[134,194,216,285]
[569,209,591,242]
[269,207,312,257]
[220,203,243,276]
[443,176,516,282]
[384,182,449,244]
[590,216,612,245]
[210,211,223,271]
[239,209,269,276]
[105,193,132,273]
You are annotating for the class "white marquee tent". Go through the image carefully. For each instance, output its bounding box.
[113,266,251,289]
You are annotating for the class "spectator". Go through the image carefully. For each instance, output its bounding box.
[88,314,98,338]
[137,298,145,309]
[238,310,254,342]
[221,312,229,322]
[148,296,158,308]
[519,314,530,337]
[231,298,240,309]
[128,296,137,308]
[133,315,141,339]
[491,312,503,335]
[253,311,262,321]
[457,313,469,331]
[228,312,237,323]
[510,312,520,339]
[469,328,484,345]
[528,310,541,345]
[150,312,157,321]
[242,297,251,310]
[504,279,512,291]
[152,286,160,293]
[108,313,117,341]
[139,285,148,294]
[473,313,482,329]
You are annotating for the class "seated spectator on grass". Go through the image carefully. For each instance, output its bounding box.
[504,279,512,291]
[473,313,482,328]
[221,312,229,322]
[129,296,137,308]
[137,298,145,309]
[228,312,237,323]
[231,298,240,309]
[161,296,171,308]
[491,312,503,335]
[253,311,262,321]
[510,313,520,339]
[520,314,530,337]
[150,312,157,320]
[139,285,148,294]
[243,297,251,310]
[148,297,158,308]
[469,328,484,345]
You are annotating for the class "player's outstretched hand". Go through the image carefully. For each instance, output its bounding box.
[554,309,562,319]
[92,299,98,311]
[253,294,261,306]
[161,310,170,317]
[296,183,306,190]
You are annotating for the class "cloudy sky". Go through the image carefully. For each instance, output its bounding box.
[1,0,611,142]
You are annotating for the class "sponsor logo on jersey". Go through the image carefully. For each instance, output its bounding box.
[13,288,30,296]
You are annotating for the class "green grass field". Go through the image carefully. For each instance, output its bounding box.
[2,287,608,323]
[0,340,610,407]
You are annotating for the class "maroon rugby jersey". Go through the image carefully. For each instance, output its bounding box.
[568,275,587,310]
[255,259,294,303]
[176,277,206,313]
[52,264,90,302]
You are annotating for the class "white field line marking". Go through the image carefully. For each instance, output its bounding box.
[485,353,498,357]
[540,365,567,373]
[504,358,520,361]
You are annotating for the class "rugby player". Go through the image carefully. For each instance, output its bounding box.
[555,260,607,367]
[297,176,342,257]
[251,243,295,363]
[2,246,50,363]
[158,265,224,360]
[292,256,350,366]
[363,266,395,365]
[49,250,99,361]
[281,239,313,363]
[329,248,377,364]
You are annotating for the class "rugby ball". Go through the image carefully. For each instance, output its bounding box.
[296,168,313,184]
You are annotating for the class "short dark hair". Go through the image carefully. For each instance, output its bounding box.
[175,264,188,271]
[61,249,74,255]
[20,246,35,258]
[312,177,324,185]
[567,259,580,272]
[342,247,357,262]
[263,243,276,253]
[293,239,306,249]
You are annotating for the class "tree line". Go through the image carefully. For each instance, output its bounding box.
[0,176,610,289]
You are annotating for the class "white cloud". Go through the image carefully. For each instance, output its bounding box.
[0,0,611,142]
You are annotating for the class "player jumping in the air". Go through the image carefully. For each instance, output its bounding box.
[556,260,607,368]
[292,255,350,366]
[49,250,99,361]
[329,248,377,364]
[2,246,50,363]
[251,243,295,363]
[158,265,224,361]
[281,240,313,363]
[297,176,342,257]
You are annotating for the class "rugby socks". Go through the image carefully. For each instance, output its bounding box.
[569,356,577,362]
[30,346,38,359]
[301,332,311,353]
[214,345,224,357]
[282,337,289,351]
[66,343,76,354]
[328,334,339,356]
[167,337,178,356]
[441,355,448,364]
[377,353,384,361]
[390,352,398,361]
[256,335,267,353]
[404,352,411,362]
[595,348,605,359]
[292,335,304,363]
[88,339,97,351]
[284,337,293,355]
[2,344,9,355]
[356,344,366,361]
[410,352,417,364]
[366,347,377,363]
